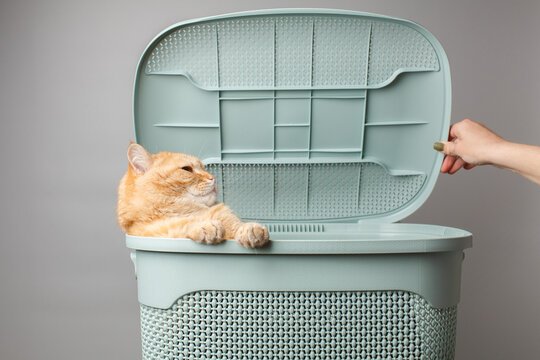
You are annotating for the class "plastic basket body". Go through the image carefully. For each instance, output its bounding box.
[141,290,457,360]
[127,9,472,360]
[128,224,470,360]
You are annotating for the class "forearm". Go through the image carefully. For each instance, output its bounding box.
[488,141,540,185]
[208,203,243,238]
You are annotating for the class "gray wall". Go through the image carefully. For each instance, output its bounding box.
[1,0,539,359]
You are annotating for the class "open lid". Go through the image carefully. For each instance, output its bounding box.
[133,9,450,223]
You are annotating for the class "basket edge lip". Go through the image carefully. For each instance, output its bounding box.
[125,223,472,254]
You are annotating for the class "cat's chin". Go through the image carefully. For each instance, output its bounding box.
[186,186,218,206]
[198,189,217,206]
[202,193,217,206]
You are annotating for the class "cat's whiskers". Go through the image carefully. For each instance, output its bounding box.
[196,137,208,159]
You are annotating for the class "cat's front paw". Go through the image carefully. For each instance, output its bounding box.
[235,223,270,248]
[188,220,225,245]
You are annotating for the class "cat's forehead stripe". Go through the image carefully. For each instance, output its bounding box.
[153,152,203,168]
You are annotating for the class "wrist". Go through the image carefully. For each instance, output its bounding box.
[485,140,515,169]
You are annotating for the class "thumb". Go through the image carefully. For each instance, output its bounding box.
[433,141,458,156]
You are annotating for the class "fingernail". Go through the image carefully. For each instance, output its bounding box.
[433,142,444,152]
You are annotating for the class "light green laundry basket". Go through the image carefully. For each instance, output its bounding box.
[126,9,472,360]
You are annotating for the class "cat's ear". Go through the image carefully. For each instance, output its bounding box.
[127,143,152,174]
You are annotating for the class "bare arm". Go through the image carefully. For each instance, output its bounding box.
[488,142,540,185]
[435,119,540,185]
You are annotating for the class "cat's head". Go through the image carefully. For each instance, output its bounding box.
[125,143,217,207]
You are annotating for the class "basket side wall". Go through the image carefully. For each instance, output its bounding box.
[133,251,465,309]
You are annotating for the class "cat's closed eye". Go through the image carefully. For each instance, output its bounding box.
[181,166,193,173]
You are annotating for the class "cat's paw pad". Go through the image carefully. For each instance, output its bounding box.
[235,223,270,248]
[189,220,225,245]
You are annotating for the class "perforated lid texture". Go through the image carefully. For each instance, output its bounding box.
[134,9,451,223]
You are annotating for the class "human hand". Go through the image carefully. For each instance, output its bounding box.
[434,119,506,174]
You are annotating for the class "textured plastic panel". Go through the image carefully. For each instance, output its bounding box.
[144,15,439,88]
[134,9,451,223]
[207,162,425,221]
[140,290,456,360]
[368,21,439,85]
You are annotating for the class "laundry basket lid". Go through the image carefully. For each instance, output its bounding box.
[133,9,451,223]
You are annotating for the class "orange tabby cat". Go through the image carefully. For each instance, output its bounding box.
[117,143,269,248]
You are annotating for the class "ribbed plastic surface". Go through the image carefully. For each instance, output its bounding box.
[207,162,426,220]
[266,223,325,233]
[140,290,456,360]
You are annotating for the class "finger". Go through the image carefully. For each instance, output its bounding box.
[449,120,467,139]
[441,155,458,173]
[463,163,476,170]
[434,141,458,156]
[449,124,460,139]
[449,157,466,174]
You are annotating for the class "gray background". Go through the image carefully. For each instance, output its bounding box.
[1,0,539,359]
